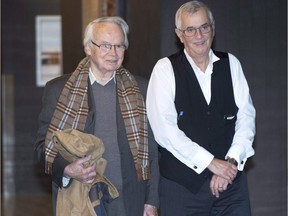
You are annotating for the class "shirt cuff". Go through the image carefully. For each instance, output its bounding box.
[190,146,214,174]
[62,175,71,187]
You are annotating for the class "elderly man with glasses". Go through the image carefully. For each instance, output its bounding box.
[35,16,159,216]
[147,1,256,215]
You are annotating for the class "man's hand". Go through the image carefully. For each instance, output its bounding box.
[207,158,238,184]
[210,174,229,198]
[143,204,158,216]
[64,155,97,184]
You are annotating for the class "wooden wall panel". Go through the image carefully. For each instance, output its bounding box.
[124,0,160,79]
[60,0,86,74]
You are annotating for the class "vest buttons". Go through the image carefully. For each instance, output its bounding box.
[207,111,211,115]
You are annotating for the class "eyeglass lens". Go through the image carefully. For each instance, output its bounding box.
[183,24,212,37]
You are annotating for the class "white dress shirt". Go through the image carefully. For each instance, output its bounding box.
[89,68,116,86]
[146,49,256,174]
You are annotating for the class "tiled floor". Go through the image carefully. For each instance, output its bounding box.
[2,193,53,216]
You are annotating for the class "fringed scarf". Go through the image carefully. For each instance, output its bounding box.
[44,57,150,181]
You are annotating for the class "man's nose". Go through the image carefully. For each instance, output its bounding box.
[194,28,203,38]
[108,45,117,54]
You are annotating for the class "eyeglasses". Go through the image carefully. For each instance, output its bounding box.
[178,23,212,37]
[91,40,126,52]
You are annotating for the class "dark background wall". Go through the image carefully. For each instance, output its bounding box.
[2,0,62,195]
[1,0,287,215]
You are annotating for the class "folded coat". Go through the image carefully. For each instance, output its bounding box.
[52,128,119,216]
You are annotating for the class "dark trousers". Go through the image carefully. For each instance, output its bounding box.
[159,172,251,216]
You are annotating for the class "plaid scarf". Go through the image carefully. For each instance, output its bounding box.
[44,57,150,181]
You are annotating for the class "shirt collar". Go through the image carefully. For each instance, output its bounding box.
[184,49,220,74]
[88,68,116,86]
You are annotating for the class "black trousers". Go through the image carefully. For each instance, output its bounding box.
[159,172,251,216]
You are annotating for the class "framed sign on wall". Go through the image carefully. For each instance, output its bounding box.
[35,15,62,87]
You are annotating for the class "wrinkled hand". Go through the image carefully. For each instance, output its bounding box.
[143,204,158,216]
[207,158,237,184]
[64,155,97,184]
[210,174,229,198]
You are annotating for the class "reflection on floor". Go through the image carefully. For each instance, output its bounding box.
[3,193,53,216]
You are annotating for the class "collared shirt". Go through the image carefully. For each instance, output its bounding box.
[146,49,256,174]
[89,68,116,86]
[185,49,218,104]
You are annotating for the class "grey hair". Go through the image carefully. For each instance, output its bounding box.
[83,16,129,50]
[175,1,215,32]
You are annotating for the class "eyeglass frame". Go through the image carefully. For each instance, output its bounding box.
[91,40,127,52]
[177,23,213,37]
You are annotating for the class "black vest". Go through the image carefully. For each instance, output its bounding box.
[159,51,238,193]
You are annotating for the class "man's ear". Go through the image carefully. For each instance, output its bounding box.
[85,46,92,56]
[175,28,184,43]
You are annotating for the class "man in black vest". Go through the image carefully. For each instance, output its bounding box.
[147,1,256,215]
